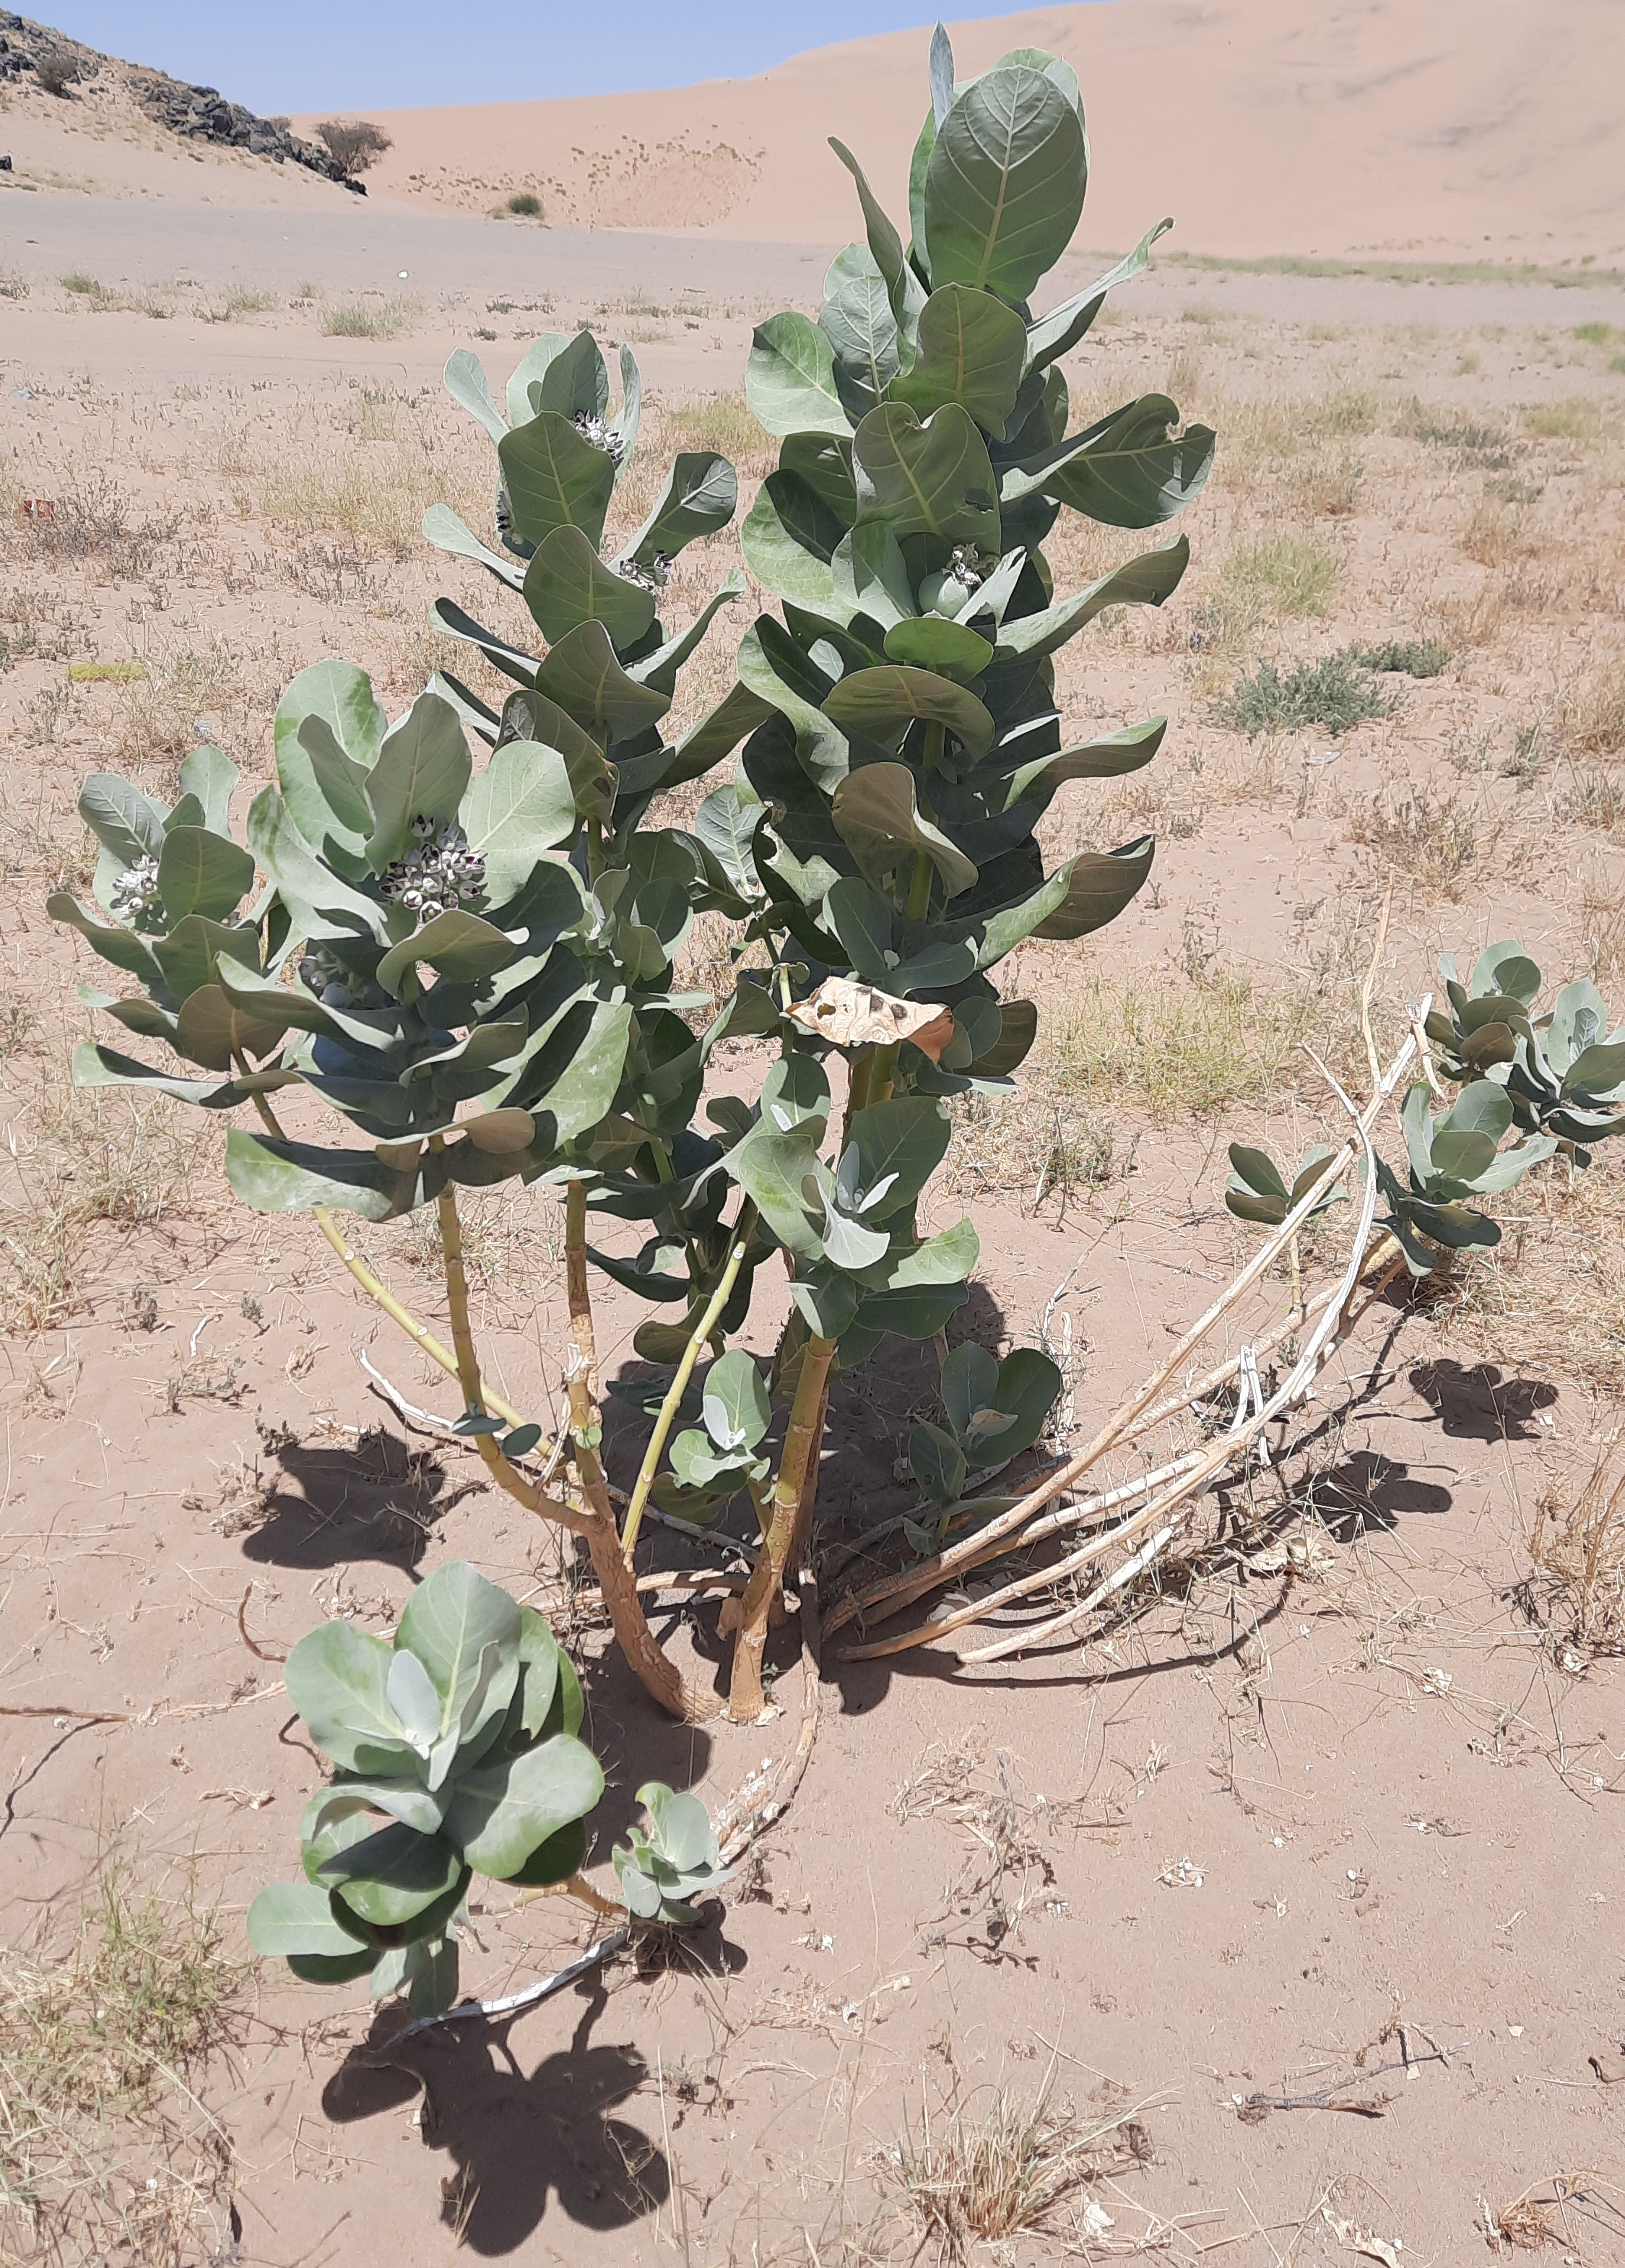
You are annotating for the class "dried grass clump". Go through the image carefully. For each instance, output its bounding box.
[1036,960,1377,1123]
[885,2085,1149,2263]
[4,475,180,582]
[1524,1440,1625,1659]
[1348,794,1478,894]
[1431,1144,1625,1392]
[0,1085,209,1330]
[1561,657,1625,759]
[0,1862,248,2268]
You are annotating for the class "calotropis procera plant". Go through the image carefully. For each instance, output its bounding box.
[52,333,770,1726]
[1226,941,1624,1275]
[52,30,1211,1731]
[636,27,1213,1706]
[247,1563,723,2018]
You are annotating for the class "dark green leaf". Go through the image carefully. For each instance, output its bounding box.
[924,62,1086,302]
[498,410,616,549]
[892,285,1028,428]
[522,524,656,649]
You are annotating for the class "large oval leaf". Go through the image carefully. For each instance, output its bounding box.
[155,827,254,925]
[365,692,472,870]
[992,539,1190,662]
[248,1880,373,1961]
[1002,394,1216,529]
[532,620,670,747]
[746,313,850,438]
[459,738,576,909]
[318,1822,464,1929]
[79,773,165,867]
[890,285,1028,429]
[924,62,1087,302]
[617,451,738,573]
[497,410,616,550]
[851,402,1000,553]
[443,1734,604,1881]
[742,470,847,608]
[224,1127,447,1221]
[818,243,901,417]
[1031,840,1156,940]
[285,1619,415,1775]
[174,983,287,1072]
[521,524,656,650]
[376,909,514,999]
[831,761,979,898]
[823,666,994,761]
[396,1559,520,1720]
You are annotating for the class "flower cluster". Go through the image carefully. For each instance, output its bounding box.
[621,550,670,594]
[947,543,995,592]
[379,817,486,921]
[109,853,165,929]
[572,412,625,464]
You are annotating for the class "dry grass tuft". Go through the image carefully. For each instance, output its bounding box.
[3,476,180,583]
[0,1085,209,1332]
[886,2083,1150,2262]
[1348,794,1479,894]
[1432,1145,1625,1392]
[1523,1437,1625,1660]
[1560,657,1625,759]
[0,1859,248,2268]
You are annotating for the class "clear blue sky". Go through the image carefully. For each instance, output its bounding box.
[50,4,1062,114]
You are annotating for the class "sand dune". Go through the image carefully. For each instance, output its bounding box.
[321,0,1624,264]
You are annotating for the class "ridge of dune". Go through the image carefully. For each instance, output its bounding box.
[316,0,1624,264]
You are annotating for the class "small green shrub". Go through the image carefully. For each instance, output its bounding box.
[1214,652,1393,737]
[1353,638,1450,679]
[506,191,542,218]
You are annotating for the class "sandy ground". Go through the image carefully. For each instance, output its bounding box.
[2,79,1625,2268]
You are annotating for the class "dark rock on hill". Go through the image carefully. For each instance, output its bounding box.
[0,12,358,186]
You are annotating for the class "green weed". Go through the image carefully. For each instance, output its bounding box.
[1214,652,1393,737]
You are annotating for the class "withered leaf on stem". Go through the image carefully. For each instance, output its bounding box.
[786,977,956,1062]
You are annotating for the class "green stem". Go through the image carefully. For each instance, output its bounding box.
[842,1045,875,1143]
[586,816,606,884]
[921,718,944,779]
[869,1040,901,1107]
[432,1144,594,1533]
[618,1200,758,1567]
[565,1177,721,1723]
[238,1062,534,1434]
[906,851,934,922]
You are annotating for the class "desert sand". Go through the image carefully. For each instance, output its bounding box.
[1,5,1624,2264]
[324,0,1625,263]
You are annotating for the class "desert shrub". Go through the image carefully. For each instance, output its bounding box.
[320,297,413,339]
[1353,637,1450,678]
[52,32,1211,1778]
[506,191,542,217]
[314,118,392,177]
[1214,652,1392,736]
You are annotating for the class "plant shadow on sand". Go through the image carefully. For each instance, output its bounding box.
[321,1936,746,2251]
[1408,1357,1559,1440]
[238,1427,485,1571]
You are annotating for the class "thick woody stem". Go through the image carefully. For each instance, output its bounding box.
[727,1333,835,1721]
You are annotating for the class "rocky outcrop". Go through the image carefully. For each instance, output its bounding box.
[0,12,361,189]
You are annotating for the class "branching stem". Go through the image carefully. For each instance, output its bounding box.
[619,1201,757,1566]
